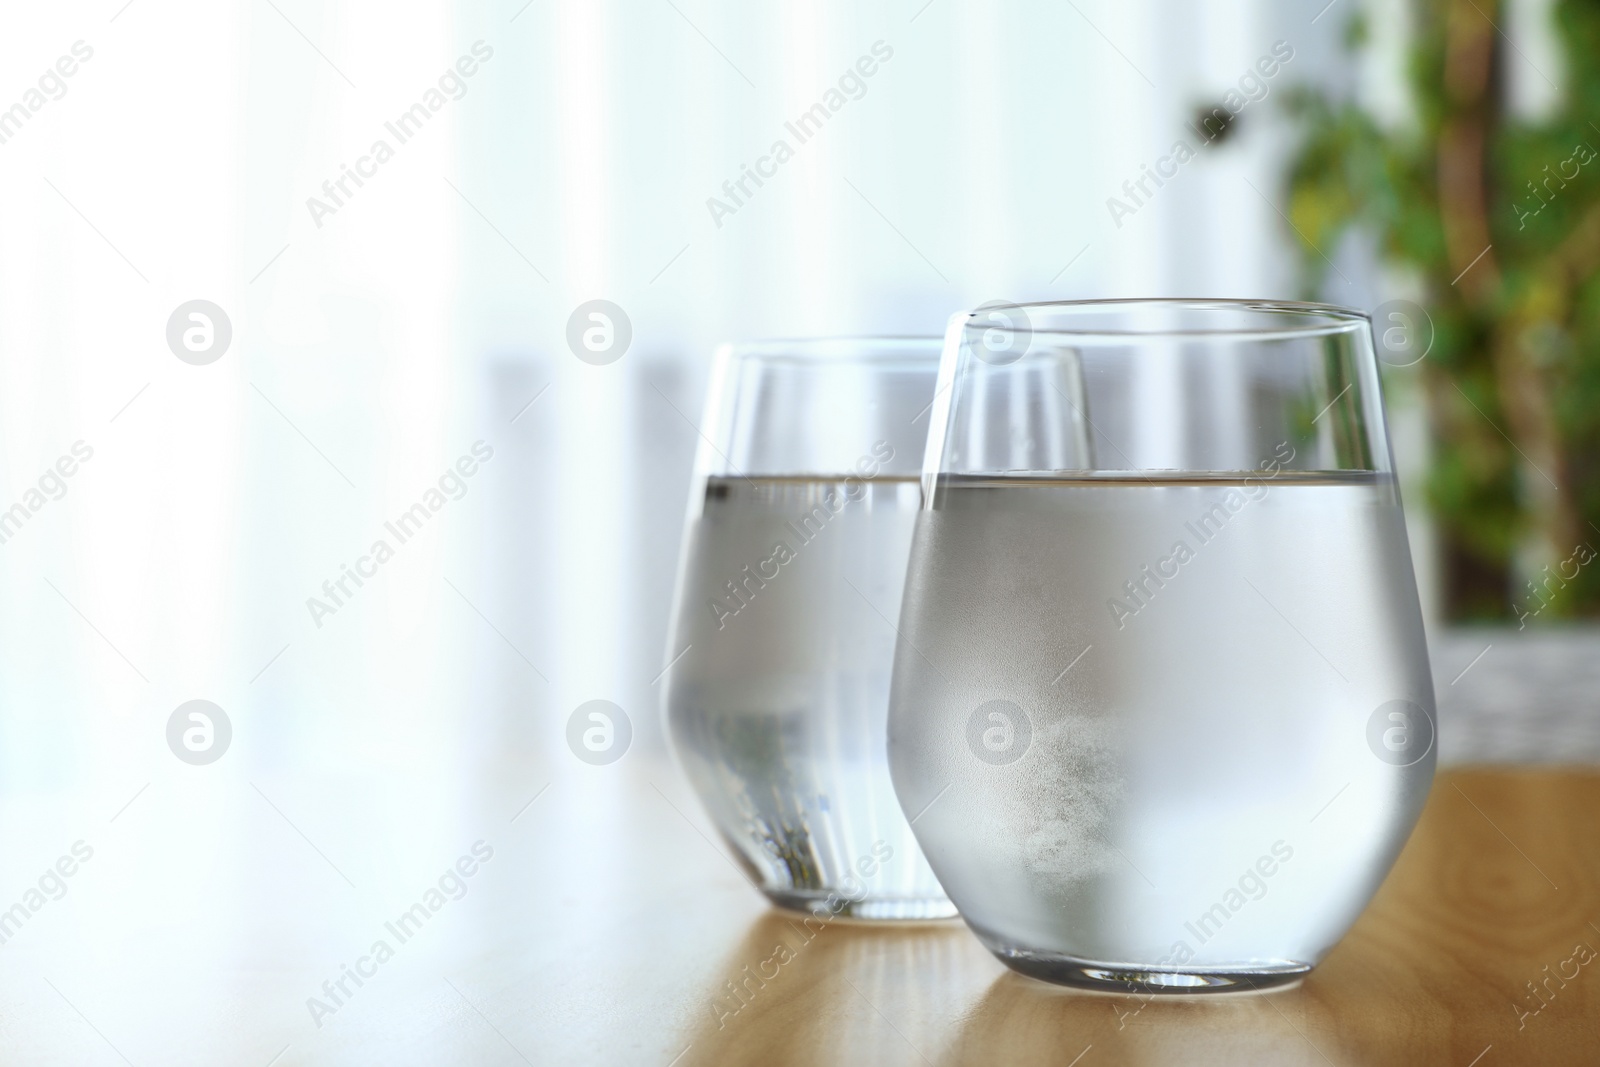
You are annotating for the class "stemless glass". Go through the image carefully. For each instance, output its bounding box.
[664,338,954,920]
[888,300,1436,989]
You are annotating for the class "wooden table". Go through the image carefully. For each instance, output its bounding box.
[665,767,1600,1067]
[677,767,1599,1067]
[4,762,1595,1065]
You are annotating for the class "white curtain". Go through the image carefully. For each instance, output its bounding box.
[0,0,1352,775]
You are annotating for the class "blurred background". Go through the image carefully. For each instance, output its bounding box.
[0,0,1594,1060]
[2,0,1595,766]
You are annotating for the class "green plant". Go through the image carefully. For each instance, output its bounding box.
[1284,0,1600,620]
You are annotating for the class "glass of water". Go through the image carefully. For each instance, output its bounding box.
[663,338,954,920]
[888,300,1436,988]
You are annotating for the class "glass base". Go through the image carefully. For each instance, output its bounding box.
[985,942,1312,993]
[763,888,959,922]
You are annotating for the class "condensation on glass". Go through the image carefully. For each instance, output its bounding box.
[890,300,1435,990]
[663,338,954,920]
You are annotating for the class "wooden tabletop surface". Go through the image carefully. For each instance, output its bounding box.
[4,761,1595,1066]
[676,767,1600,1067]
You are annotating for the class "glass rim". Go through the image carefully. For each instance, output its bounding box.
[954,298,1370,342]
[716,335,943,365]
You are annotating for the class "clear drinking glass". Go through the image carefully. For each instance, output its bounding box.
[664,338,954,920]
[888,300,1436,988]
